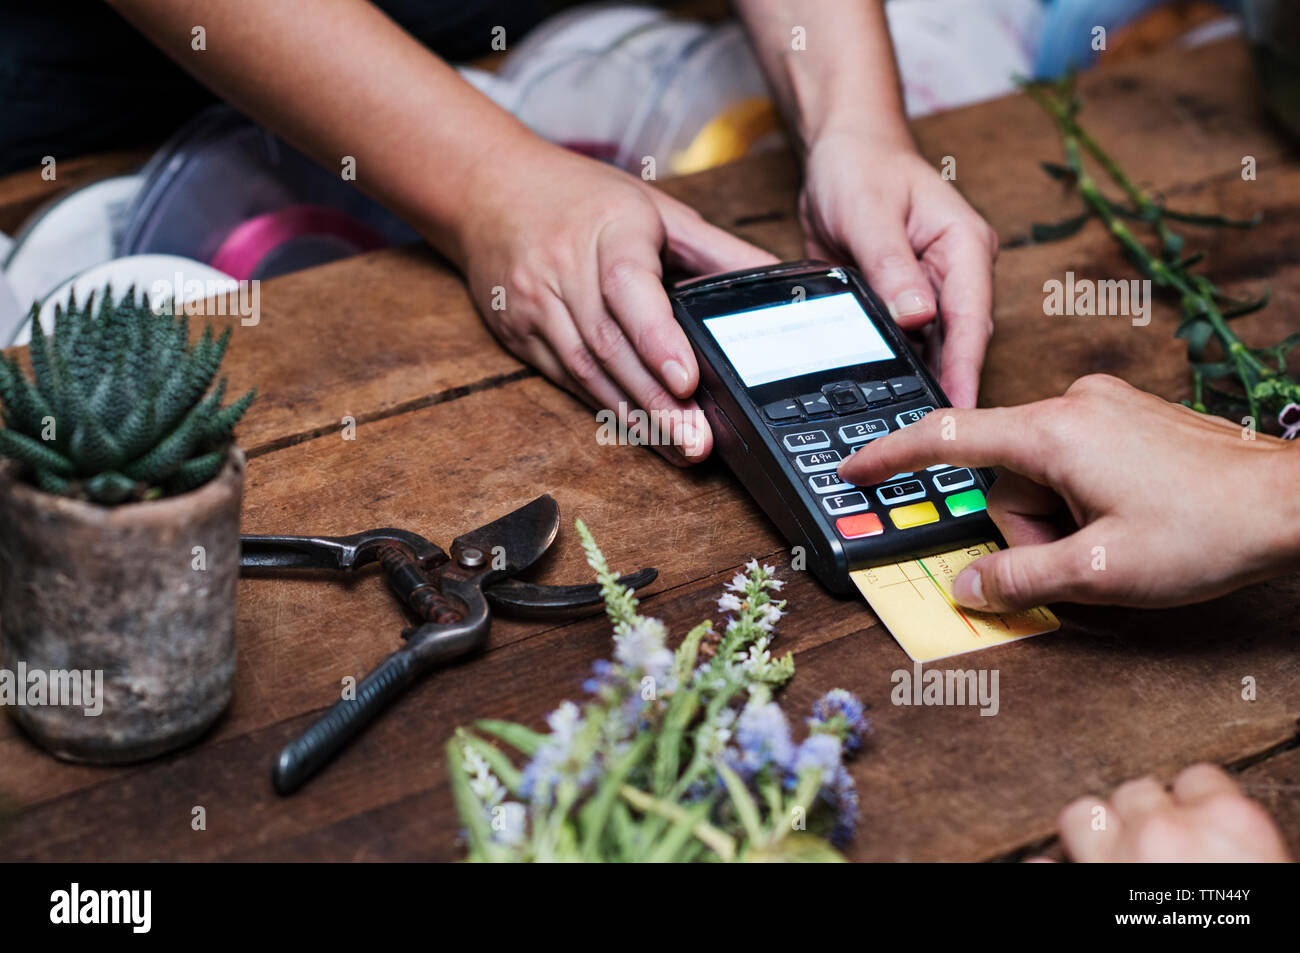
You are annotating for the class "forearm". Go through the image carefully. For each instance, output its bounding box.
[732,0,912,153]
[106,0,541,265]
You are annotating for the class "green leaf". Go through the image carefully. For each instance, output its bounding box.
[457,731,523,795]
[82,471,138,504]
[0,354,55,435]
[619,785,735,861]
[644,798,717,863]
[1161,208,1262,229]
[474,719,545,757]
[121,403,208,483]
[199,386,256,444]
[67,414,125,474]
[653,687,700,795]
[1190,360,1235,379]
[578,731,654,859]
[445,737,496,863]
[1031,212,1091,243]
[26,305,58,404]
[1039,161,1076,182]
[33,469,70,496]
[715,761,765,843]
[744,833,846,863]
[164,449,226,495]
[0,429,75,475]
[1219,288,1270,320]
[1176,319,1214,362]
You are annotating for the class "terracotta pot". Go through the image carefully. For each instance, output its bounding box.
[0,449,244,763]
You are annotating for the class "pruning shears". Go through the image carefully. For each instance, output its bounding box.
[240,494,656,795]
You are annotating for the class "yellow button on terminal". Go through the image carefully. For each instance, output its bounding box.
[889,501,939,529]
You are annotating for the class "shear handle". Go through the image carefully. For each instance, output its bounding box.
[272,575,490,795]
[240,529,445,572]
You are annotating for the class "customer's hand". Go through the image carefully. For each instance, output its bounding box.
[456,141,777,465]
[1051,763,1291,862]
[800,134,998,408]
[838,374,1300,610]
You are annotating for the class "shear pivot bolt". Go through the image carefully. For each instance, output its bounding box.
[458,547,485,568]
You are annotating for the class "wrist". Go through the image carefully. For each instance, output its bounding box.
[409,126,552,271]
[1264,443,1300,571]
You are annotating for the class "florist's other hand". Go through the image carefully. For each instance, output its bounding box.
[799,134,998,409]
[1050,763,1291,863]
[838,374,1300,611]
[458,143,776,466]
[733,0,998,408]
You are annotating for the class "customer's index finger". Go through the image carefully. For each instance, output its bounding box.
[836,406,1048,487]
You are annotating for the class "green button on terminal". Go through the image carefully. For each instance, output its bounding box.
[945,489,987,517]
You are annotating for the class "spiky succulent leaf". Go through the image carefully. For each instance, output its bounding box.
[82,471,138,504]
[26,305,59,404]
[0,428,75,475]
[165,449,227,495]
[120,391,216,483]
[34,469,70,496]
[0,354,55,434]
[199,386,255,444]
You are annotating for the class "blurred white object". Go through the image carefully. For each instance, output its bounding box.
[886,0,1045,116]
[3,175,143,320]
[10,254,237,347]
[497,4,778,174]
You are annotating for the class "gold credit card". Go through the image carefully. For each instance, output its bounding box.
[850,540,1060,663]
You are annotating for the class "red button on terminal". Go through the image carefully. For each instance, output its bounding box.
[836,513,884,539]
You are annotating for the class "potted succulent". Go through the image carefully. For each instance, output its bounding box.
[0,289,254,763]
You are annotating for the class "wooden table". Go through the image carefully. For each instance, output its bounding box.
[3,38,1299,862]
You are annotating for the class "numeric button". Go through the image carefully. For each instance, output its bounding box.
[895,406,934,428]
[794,450,843,473]
[876,479,926,505]
[809,473,854,494]
[782,430,830,452]
[838,419,889,444]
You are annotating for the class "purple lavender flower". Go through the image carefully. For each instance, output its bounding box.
[727,701,795,778]
[826,764,859,848]
[520,702,594,804]
[614,618,674,685]
[794,732,842,779]
[809,689,871,754]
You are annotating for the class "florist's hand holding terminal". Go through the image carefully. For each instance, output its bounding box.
[839,373,1300,613]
